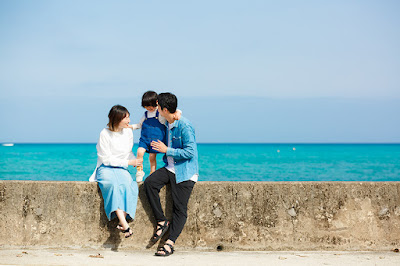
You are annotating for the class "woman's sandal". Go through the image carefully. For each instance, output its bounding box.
[151,221,169,243]
[155,243,174,256]
[116,224,124,231]
[122,227,133,238]
[117,225,133,238]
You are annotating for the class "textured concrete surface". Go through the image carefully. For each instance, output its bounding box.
[0,181,399,251]
[1,248,400,266]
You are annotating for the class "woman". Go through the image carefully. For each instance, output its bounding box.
[89,105,142,238]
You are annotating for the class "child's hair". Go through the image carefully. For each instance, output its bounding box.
[107,105,130,132]
[141,91,158,107]
[157,93,177,113]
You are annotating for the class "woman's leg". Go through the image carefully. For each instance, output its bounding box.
[115,209,128,228]
[97,166,119,221]
[149,153,157,174]
[116,168,138,238]
[115,209,132,237]
[98,166,137,238]
[116,211,127,230]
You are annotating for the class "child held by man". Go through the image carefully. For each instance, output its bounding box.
[130,91,180,181]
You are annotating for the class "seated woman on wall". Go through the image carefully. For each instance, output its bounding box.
[89,105,143,238]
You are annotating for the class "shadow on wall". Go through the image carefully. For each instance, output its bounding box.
[140,183,174,250]
[3,181,399,251]
[97,186,121,251]
[98,183,174,251]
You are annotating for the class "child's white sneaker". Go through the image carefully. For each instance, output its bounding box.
[136,170,145,182]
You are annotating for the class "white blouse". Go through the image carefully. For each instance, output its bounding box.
[89,127,135,182]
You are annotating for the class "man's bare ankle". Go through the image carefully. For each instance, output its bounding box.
[166,239,174,246]
[158,220,166,226]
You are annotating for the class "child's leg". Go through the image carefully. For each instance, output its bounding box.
[136,147,146,171]
[149,153,157,174]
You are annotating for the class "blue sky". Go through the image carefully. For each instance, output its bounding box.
[0,0,399,143]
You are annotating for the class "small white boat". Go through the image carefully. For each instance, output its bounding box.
[2,143,14,147]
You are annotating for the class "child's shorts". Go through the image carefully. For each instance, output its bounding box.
[138,138,165,153]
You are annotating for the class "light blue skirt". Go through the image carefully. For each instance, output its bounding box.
[96,165,138,221]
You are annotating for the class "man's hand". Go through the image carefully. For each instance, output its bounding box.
[151,140,168,153]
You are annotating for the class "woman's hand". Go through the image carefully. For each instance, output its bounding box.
[136,158,143,167]
[128,158,143,167]
[151,140,168,153]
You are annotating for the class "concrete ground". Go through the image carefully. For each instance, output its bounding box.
[0,248,399,266]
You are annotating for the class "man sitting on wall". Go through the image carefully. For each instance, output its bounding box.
[144,92,199,256]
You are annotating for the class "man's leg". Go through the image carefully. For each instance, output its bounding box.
[143,167,170,223]
[156,177,195,255]
[169,179,195,242]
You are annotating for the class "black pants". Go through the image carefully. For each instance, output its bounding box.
[144,167,195,243]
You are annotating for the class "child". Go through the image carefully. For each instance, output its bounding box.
[130,91,180,181]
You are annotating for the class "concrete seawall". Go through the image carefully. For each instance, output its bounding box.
[0,181,399,251]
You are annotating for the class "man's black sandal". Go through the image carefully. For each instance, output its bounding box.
[155,243,174,256]
[151,221,169,242]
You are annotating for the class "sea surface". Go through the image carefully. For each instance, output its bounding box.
[0,144,399,182]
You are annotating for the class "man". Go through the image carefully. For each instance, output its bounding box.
[145,92,199,256]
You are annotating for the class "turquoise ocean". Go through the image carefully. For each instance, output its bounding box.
[0,144,399,182]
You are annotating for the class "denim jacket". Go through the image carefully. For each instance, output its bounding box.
[164,116,199,183]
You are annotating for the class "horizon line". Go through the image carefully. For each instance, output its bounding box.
[2,142,400,145]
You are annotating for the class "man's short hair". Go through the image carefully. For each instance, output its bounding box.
[157,93,177,113]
